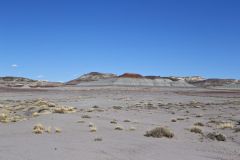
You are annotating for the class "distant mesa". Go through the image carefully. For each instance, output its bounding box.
[1,73,240,89]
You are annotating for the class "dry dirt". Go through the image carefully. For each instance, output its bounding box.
[0,86,239,160]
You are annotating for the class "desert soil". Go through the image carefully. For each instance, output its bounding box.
[0,86,239,160]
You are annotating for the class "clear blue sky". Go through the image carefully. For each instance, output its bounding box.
[0,0,240,82]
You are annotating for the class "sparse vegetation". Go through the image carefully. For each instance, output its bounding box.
[218,122,234,129]
[112,106,123,110]
[115,125,124,130]
[33,123,45,134]
[194,122,204,127]
[144,127,174,138]
[190,127,203,134]
[89,122,94,127]
[123,119,131,122]
[234,128,240,133]
[177,117,184,121]
[55,127,62,133]
[110,119,117,124]
[0,113,9,123]
[81,115,91,119]
[45,126,52,133]
[77,120,85,123]
[94,137,102,141]
[195,114,202,118]
[206,132,226,141]
[129,127,136,131]
[53,106,76,114]
[90,126,97,132]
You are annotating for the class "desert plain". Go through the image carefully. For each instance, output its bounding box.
[0,85,239,160]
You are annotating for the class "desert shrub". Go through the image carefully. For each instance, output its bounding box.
[129,127,136,131]
[234,128,240,133]
[123,119,131,122]
[33,123,45,134]
[55,127,62,133]
[110,120,117,124]
[53,106,76,114]
[94,137,102,141]
[0,113,9,123]
[218,122,234,129]
[115,125,124,130]
[112,106,123,110]
[144,127,174,138]
[206,132,226,141]
[190,127,203,134]
[194,122,204,127]
[90,126,97,132]
[81,115,91,119]
[177,117,184,121]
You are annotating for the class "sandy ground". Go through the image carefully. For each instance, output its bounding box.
[0,86,240,160]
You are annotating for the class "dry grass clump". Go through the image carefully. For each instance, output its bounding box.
[94,137,102,141]
[88,122,97,132]
[53,106,76,114]
[88,122,94,127]
[81,115,91,119]
[33,123,61,134]
[194,122,204,127]
[110,119,117,124]
[177,117,184,121]
[196,114,203,118]
[86,108,95,112]
[55,127,62,133]
[234,128,240,133]
[218,122,234,129]
[112,106,123,110]
[144,127,174,138]
[206,132,226,141]
[115,125,124,131]
[33,123,45,134]
[32,112,40,117]
[129,127,136,131]
[77,120,85,123]
[34,99,49,106]
[45,126,52,133]
[0,113,24,123]
[0,113,9,123]
[92,105,99,109]
[190,127,203,134]
[90,126,97,132]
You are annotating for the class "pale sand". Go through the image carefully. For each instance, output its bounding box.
[0,86,239,160]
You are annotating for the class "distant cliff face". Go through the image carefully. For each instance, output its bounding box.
[65,72,117,85]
